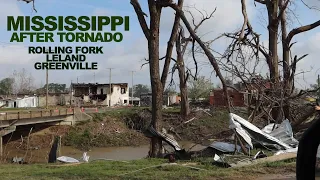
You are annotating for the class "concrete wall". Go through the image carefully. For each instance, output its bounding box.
[38,94,71,107]
[39,96,58,107]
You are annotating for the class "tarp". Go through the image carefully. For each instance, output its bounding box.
[229,113,292,150]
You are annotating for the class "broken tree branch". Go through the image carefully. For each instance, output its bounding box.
[161,0,184,87]
[130,0,150,40]
[286,20,320,44]
[168,3,231,112]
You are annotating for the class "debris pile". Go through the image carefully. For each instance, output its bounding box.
[147,111,302,168]
[213,113,299,167]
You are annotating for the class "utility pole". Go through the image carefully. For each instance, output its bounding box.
[46,68,48,109]
[77,77,78,83]
[107,68,114,106]
[317,74,320,99]
[94,72,95,83]
[70,80,73,105]
[131,71,135,105]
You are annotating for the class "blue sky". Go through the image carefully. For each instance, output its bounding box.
[0,0,320,90]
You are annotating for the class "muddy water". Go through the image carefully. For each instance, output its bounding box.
[3,141,206,163]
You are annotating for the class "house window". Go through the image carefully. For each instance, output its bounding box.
[121,88,126,94]
[124,100,127,103]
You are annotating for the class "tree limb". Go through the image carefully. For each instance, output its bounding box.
[161,0,184,87]
[130,0,150,40]
[168,3,231,112]
[255,0,267,4]
[239,0,250,41]
[286,20,320,43]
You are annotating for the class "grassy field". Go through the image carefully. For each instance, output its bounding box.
[0,158,296,180]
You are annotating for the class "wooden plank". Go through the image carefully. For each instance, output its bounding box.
[230,153,297,168]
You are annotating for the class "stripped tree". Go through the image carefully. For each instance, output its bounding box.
[131,0,231,157]
[130,0,184,157]
[170,7,216,119]
[220,0,320,123]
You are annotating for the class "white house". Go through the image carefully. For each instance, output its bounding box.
[70,83,129,106]
[0,96,39,108]
[96,83,129,106]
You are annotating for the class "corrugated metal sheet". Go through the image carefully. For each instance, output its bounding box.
[229,113,292,150]
[262,120,299,147]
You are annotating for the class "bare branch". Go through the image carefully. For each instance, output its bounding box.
[168,3,231,112]
[300,0,320,11]
[130,0,150,40]
[276,0,291,23]
[239,0,250,41]
[286,20,320,43]
[161,0,184,87]
[20,0,37,12]
[255,0,267,4]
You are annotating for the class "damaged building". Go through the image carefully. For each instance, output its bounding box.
[140,93,170,107]
[0,96,39,108]
[70,83,129,106]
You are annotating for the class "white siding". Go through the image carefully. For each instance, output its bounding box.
[0,100,6,107]
[16,97,38,108]
[97,85,129,106]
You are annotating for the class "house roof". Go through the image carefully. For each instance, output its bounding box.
[71,83,128,87]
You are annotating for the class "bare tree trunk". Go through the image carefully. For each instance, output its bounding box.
[168,5,231,112]
[280,0,291,120]
[148,1,163,157]
[266,1,281,120]
[267,1,280,86]
[178,64,189,119]
[176,31,190,119]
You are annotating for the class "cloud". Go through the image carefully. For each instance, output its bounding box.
[290,32,320,87]
[0,0,23,26]
[5,0,320,91]
[0,44,43,65]
[57,1,258,87]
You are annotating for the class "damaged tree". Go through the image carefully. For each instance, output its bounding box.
[131,0,184,157]
[175,26,190,119]
[167,3,231,114]
[171,8,216,119]
[221,0,320,123]
[132,0,231,157]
